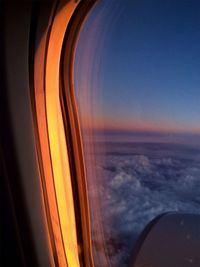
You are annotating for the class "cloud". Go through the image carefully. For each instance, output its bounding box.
[89,142,200,266]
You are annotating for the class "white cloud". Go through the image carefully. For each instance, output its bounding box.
[89,142,200,266]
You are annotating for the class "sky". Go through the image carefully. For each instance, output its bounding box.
[74,0,200,136]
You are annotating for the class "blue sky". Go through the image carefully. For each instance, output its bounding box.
[74,0,200,135]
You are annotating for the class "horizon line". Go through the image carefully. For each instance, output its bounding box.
[81,126,200,136]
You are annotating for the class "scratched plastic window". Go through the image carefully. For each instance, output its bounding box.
[74,1,200,266]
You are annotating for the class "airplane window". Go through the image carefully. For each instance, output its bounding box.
[74,0,200,266]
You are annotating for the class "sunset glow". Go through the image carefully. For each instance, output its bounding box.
[75,0,200,139]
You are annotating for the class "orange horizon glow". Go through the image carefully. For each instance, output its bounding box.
[79,115,200,136]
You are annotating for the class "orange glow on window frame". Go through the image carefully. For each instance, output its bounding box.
[34,1,83,267]
[45,2,80,267]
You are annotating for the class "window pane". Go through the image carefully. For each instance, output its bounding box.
[74,1,200,266]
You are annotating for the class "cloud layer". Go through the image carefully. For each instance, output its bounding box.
[89,142,200,266]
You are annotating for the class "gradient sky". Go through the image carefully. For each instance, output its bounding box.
[74,0,200,135]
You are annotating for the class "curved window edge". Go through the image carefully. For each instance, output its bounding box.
[32,1,97,267]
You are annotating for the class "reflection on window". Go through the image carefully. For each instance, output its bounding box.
[74,0,200,266]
